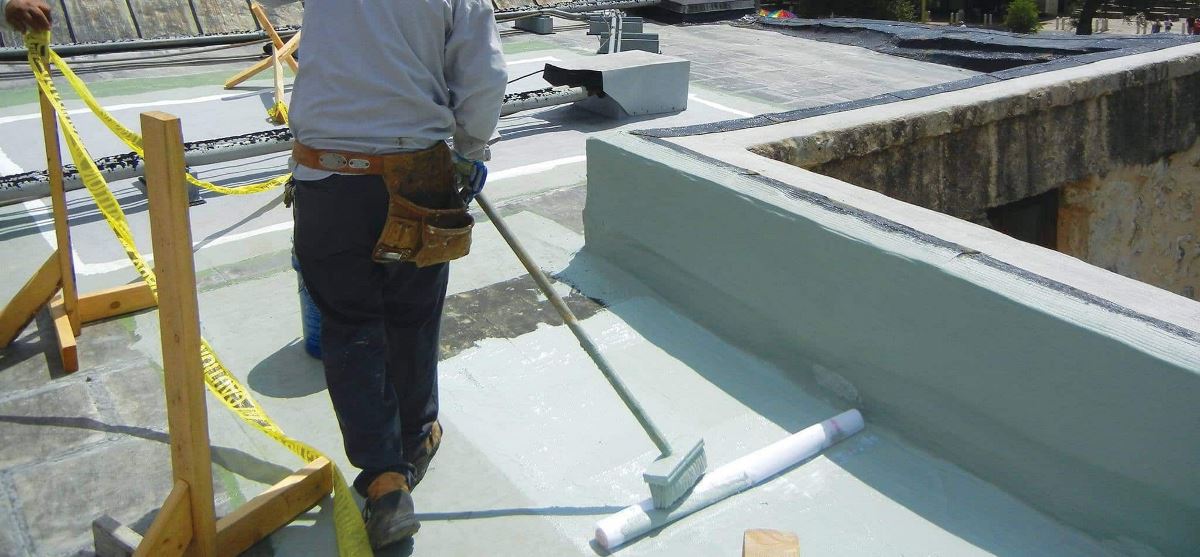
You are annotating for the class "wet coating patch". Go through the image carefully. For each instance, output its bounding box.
[440,274,603,360]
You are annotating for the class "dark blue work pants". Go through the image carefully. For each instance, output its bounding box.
[293,173,447,497]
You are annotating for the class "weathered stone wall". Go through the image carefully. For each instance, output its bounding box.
[1059,140,1200,299]
[0,0,302,46]
[0,0,550,46]
[749,53,1200,296]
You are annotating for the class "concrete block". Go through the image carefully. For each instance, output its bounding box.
[92,514,140,557]
[127,0,199,38]
[0,383,106,469]
[62,0,138,43]
[0,494,28,557]
[596,33,661,55]
[10,439,178,556]
[102,364,167,430]
[514,15,553,35]
[544,51,689,118]
[587,16,644,35]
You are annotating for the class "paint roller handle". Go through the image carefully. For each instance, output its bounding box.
[476,193,675,457]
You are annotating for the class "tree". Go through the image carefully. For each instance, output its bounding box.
[1076,0,1103,35]
[1004,0,1040,33]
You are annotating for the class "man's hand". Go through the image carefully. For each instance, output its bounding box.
[452,152,487,205]
[4,0,52,33]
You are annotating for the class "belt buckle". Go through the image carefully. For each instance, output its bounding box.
[317,152,371,171]
[318,152,348,170]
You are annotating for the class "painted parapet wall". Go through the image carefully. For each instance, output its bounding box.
[748,45,1200,299]
[583,132,1200,554]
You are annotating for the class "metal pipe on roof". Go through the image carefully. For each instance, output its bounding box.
[0,86,594,205]
[0,30,298,62]
[500,86,590,115]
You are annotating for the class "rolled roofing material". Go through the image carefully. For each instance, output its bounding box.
[594,409,864,550]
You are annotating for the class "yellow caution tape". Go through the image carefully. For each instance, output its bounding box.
[25,31,371,556]
[42,43,289,195]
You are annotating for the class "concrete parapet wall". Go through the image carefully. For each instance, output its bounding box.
[583,131,1200,554]
[750,50,1200,221]
[747,45,1200,298]
[0,0,301,47]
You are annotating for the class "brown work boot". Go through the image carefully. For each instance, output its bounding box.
[408,420,443,490]
[362,472,420,549]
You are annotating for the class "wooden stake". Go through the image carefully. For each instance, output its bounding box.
[272,45,284,107]
[224,31,301,89]
[39,89,79,336]
[142,111,218,557]
[135,480,193,557]
[0,251,60,347]
[49,297,78,372]
[215,458,333,556]
[250,3,298,72]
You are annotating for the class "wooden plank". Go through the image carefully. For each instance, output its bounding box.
[190,0,255,34]
[79,282,157,323]
[0,252,61,348]
[742,529,800,557]
[271,45,284,107]
[142,111,217,557]
[127,0,199,39]
[223,30,300,89]
[215,458,333,557]
[41,89,79,336]
[135,480,192,557]
[61,0,139,43]
[49,298,78,373]
[250,3,297,72]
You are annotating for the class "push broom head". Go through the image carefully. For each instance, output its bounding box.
[643,438,706,509]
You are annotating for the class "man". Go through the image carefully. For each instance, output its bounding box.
[288,0,506,550]
[2,0,52,33]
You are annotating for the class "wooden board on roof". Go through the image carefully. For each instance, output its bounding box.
[61,0,139,43]
[129,0,200,39]
[191,0,257,34]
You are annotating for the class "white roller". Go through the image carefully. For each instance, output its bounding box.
[594,409,865,550]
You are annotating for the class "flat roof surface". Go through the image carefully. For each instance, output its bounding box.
[0,21,1119,556]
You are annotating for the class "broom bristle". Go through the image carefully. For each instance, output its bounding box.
[643,439,707,509]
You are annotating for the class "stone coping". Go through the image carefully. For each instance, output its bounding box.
[626,41,1200,341]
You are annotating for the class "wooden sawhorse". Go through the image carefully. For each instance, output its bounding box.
[126,111,332,557]
[0,89,155,372]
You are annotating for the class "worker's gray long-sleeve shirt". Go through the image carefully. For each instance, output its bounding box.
[288,0,507,178]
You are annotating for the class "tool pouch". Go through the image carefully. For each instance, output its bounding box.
[372,144,474,266]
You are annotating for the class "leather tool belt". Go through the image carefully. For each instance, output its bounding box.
[293,142,473,267]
